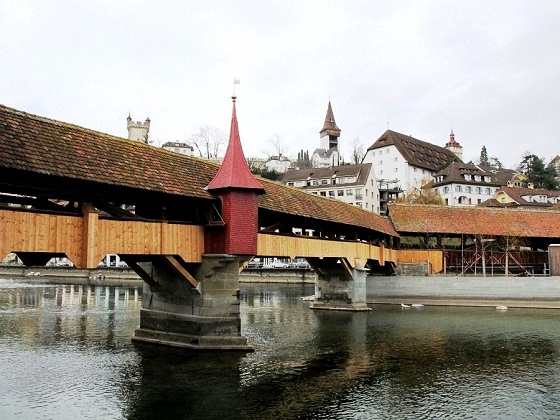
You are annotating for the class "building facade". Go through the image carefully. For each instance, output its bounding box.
[281,163,381,213]
[162,141,194,156]
[363,130,462,194]
[430,162,516,206]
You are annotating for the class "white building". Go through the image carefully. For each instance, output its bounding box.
[311,101,341,168]
[431,161,516,206]
[162,141,194,156]
[281,163,381,213]
[264,155,291,173]
[363,129,462,194]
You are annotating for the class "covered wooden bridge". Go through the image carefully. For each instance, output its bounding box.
[0,102,398,350]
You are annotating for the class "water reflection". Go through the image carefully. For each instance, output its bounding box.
[1,279,560,419]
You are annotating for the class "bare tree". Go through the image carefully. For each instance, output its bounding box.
[349,137,365,164]
[188,125,226,159]
[262,132,288,157]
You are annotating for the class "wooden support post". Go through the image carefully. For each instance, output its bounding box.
[81,203,99,269]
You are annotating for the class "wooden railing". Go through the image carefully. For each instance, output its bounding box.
[257,233,397,266]
[0,206,204,268]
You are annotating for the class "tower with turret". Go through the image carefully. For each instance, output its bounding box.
[445,129,463,161]
[127,114,150,143]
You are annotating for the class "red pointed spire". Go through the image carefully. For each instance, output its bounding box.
[206,97,264,193]
[319,100,341,136]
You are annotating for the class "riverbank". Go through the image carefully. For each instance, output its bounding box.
[0,265,315,286]
[0,265,143,287]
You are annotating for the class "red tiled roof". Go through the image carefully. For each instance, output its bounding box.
[0,104,397,237]
[388,203,560,238]
[367,130,460,171]
[497,186,560,207]
[259,178,398,236]
[0,104,217,200]
[206,98,264,192]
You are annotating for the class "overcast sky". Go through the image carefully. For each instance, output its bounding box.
[2,1,559,168]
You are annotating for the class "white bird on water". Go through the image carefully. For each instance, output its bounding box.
[401,303,410,309]
[496,305,509,311]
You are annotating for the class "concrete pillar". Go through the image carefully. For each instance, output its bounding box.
[311,266,371,311]
[132,254,253,351]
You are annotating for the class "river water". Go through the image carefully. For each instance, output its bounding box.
[1,279,560,419]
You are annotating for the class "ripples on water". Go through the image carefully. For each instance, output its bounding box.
[1,278,560,419]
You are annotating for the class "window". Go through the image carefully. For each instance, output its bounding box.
[355,189,363,199]
[474,175,481,181]
[312,180,318,186]
[455,185,463,192]
[287,182,294,187]
[484,176,491,182]
[346,189,353,196]
[394,168,398,172]
[466,186,472,193]
[328,190,335,197]
[414,167,417,172]
[337,190,344,196]
[394,157,398,162]
[320,191,326,196]
[321,179,328,185]
[444,186,450,194]
[379,160,383,165]
[380,170,383,175]
[464,174,471,181]
[485,188,491,195]
[476,187,482,194]
[355,202,362,207]
[386,149,390,154]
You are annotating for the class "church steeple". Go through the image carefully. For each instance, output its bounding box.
[319,100,341,150]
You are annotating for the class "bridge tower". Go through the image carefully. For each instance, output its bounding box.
[205,95,265,255]
[131,96,263,351]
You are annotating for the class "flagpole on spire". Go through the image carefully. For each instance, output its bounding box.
[233,77,240,97]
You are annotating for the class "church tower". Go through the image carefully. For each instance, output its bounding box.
[445,129,463,161]
[127,114,150,143]
[319,101,341,151]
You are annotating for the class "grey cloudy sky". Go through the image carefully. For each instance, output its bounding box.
[1,1,559,168]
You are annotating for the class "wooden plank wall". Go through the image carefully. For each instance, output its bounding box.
[397,249,444,274]
[0,208,204,268]
[257,233,397,266]
[550,245,560,276]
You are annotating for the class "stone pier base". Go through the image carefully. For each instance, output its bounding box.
[132,254,253,351]
[310,261,371,312]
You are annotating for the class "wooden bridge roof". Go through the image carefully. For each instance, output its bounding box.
[0,104,397,237]
[388,203,560,238]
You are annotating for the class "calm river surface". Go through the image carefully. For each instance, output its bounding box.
[1,278,560,419]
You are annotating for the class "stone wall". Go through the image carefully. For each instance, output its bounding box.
[367,275,560,301]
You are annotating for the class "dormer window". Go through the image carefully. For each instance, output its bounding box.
[464,174,471,181]
[484,176,491,182]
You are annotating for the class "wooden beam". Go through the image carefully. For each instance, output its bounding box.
[163,255,199,288]
[121,256,158,288]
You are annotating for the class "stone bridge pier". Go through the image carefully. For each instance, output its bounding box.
[131,254,253,351]
[307,257,371,311]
